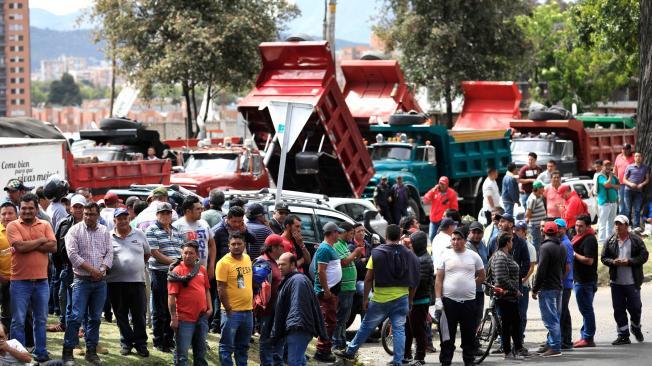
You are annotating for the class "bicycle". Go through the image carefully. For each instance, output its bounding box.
[380,309,440,356]
[474,282,502,364]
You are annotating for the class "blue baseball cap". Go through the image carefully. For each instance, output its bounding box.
[515,220,527,231]
[113,207,129,218]
[554,218,567,228]
[500,213,515,223]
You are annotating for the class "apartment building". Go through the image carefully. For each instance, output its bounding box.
[0,0,30,117]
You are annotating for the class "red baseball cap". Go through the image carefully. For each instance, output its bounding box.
[104,192,120,204]
[557,185,570,195]
[439,176,449,185]
[264,234,285,248]
[544,221,559,235]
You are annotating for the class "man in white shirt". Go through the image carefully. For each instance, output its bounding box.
[482,168,501,225]
[537,161,557,185]
[435,229,486,366]
[431,218,457,268]
[172,196,216,280]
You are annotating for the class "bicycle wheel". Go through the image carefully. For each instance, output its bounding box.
[381,318,394,356]
[474,311,498,364]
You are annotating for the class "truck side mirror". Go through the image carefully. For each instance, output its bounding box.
[295,151,319,175]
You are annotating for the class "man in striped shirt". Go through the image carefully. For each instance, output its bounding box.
[245,203,273,259]
[526,181,547,255]
[62,201,113,366]
[145,203,184,353]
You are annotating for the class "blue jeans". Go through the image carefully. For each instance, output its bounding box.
[619,185,627,215]
[286,330,312,366]
[504,201,515,217]
[58,267,74,326]
[345,295,409,365]
[429,221,440,242]
[174,315,208,366]
[219,310,253,366]
[63,279,107,349]
[538,290,561,352]
[574,282,596,340]
[333,291,355,349]
[10,279,49,359]
[624,189,643,228]
[258,315,284,366]
[518,285,530,344]
[520,193,529,210]
[529,223,542,259]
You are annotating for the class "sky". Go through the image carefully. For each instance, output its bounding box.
[30,0,91,15]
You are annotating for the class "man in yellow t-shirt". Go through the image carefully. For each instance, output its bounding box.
[0,202,18,331]
[216,232,252,366]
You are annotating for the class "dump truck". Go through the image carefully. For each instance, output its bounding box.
[341,59,423,135]
[237,41,374,198]
[364,124,512,221]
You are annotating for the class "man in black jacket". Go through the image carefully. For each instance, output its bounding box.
[271,252,326,365]
[532,222,567,358]
[601,215,649,345]
[404,231,433,365]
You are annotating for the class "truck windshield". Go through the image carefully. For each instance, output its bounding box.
[512,140,553,155]
[370,145,412,160]
[184,153,239,173]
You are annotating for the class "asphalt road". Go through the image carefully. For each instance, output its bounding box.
[341,282,652,366]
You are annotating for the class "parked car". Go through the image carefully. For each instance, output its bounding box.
[324,197,388,237]
[514,177,597,223]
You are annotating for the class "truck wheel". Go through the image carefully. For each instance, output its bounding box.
[285,34,312,42]
[528,108,572,121]
[408,198,420,222]
[389,112,428,126]
[360,51,385,60]
[99,118,142,130]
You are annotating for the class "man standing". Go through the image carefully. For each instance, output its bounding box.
[106,208,150,357]
[99,192,120,231]
[281,215,311,273]
[254,234,285,366]
[559,185,588,233]
[245,203,273,259]
[614,144,634,216]
[596,160,619,243]
[622,152,649,229]
[312,222,344,363]
[134,187,179,230]
[554,219,574,350]
[0,202,17,332]
[572,215,599,348]
[216,232,253,366]
[526,181,547,253]
[532,222,567,358]
[269,203,289,235]
[601,215,649,345]
[424,177,459,241]
[501,163,520,216]
[465,222,488,355]
[514,220,537,348]
[537,161,557,185]
[431,218,457,267]
[5,193,56,363]
[201,189,225,228]
[374,176,393,224]
[335,225,420,365]
[544,171,565,219]
[391,176,410,224]
[173,196,216,282]
[146,202,184,352]
[518,152,543,208]
[332,223,362,351]
[272,253,327,366]
[168,241,212,366]
[62,202,113,366]
[435,229,486,366]
[481,168,501,225]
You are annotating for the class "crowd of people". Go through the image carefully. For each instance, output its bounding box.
[0,143,649,366]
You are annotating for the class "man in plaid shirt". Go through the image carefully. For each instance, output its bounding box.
[62,202,113,366]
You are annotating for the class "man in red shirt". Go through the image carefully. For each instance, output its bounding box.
[559,185,588,235]
[614,144,635,215]
[281,215,311,273]
[423,176,459,241]
[168,241,212,366]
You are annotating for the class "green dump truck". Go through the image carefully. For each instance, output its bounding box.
[363,124,511,222]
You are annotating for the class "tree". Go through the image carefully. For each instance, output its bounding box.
[47,73,83,106]
[375,0,528,127]
[637,0,652,162]
[516,1,638,109]
[87,0,298,138]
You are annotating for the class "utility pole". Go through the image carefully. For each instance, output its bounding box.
[326,0,336,60]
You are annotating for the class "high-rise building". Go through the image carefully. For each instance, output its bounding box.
[0,0,30,117]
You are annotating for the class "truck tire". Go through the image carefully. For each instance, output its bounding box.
[285,34,312,42]
[389,112,428,126]
[360,51,385,60]
[408,197,420,223]
[99,118,142,130]
[528,107,572,121]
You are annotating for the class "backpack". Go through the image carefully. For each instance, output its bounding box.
[53,215,74,270]
[252,257,273,317]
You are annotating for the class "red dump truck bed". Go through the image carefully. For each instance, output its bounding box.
[453,81,522,131]
[237,41,374,198]
[510,119,636,172]
[341,60,422,132]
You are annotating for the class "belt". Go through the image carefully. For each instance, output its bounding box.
[73,275,94,281]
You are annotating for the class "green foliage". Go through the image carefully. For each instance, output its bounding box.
[375,0,529,124]
[31,80,50,105]
[516,0,638,109]
[47,73,83,106]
